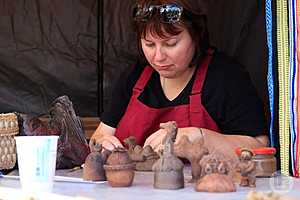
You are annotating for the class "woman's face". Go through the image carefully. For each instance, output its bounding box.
[141,27,196,79]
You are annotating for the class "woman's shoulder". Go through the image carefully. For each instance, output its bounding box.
[129,59,147,77]
[100,60,148,128]
[210,50,246,74]
[121,59,148,90]
[204,49,258,98]
[207,50,251,83]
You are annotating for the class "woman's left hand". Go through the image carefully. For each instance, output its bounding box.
[143,128,168,152]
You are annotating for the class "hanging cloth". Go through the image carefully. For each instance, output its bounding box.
[295,0,300,177]
[289,0,298,177]
[265,0,275,148]
[277,0,290,176]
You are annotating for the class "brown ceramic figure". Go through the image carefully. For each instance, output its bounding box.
[152,121,184,189]
[137,145,160,171]
[123,136,138,154]
[103,147,135,187]
[124,136,159,171]
[236,147,277,177]
[174,134,209,182]
[236,148,256,187]
[195,156,236,193]
[83,142,110,181]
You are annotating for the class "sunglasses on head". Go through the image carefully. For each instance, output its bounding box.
[133,3,184,24]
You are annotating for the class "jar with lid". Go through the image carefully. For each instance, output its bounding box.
[103,147,135,187]
[252,147,277,177]
[236,147,277,177]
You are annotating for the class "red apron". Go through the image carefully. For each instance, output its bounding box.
[115,52,220,145]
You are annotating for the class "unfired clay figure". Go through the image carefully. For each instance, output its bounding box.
[174,134,209,182]
[124,136,159,171]
[83,142,110,181]
[195,155,236,193]
[152,121,184,189]
[236,148,256,187]
[124,136,138,154]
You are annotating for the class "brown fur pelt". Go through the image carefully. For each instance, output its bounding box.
[19,95,90,169]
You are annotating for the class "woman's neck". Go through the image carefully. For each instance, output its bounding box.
[160,66,196,101]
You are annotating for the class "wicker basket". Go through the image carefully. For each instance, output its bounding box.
[0,113,19,170]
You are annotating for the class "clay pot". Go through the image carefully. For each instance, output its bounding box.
[195,173,236,193]
[103,148,135,187]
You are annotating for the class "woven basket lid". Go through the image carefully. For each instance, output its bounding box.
[0,113,19,136]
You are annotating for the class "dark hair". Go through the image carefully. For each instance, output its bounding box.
[133,0,209,66]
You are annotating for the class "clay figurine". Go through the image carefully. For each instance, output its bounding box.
[236,148,256,187]
[152,121,184,189]
[174,134,209,182]
[103,147,135,187]
[235,147,277,177]
[195,155,236,193]
[124,136,138,154]
[83,141,110,181]
[124,136,159,171]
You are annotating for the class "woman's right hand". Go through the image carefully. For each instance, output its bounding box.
[89,122,123,151]
[143,128,168,152]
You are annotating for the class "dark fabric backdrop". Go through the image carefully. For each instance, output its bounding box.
[0,0,98,116]
[0,0,268,118]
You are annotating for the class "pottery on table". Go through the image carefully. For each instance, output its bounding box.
[152,121,184,190]
[83,142,110,181]
[103,147,135,187]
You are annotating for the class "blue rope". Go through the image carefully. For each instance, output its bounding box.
[266,0,275,147]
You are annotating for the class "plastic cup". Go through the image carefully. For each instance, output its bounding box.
[15,136,59,193]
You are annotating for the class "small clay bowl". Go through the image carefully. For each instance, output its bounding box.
[103,148,135,187]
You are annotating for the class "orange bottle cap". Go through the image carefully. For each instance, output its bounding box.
[235,147,276,156]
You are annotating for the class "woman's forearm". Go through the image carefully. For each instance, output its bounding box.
[199,128,268,149]
[176,127,268,162]
[92,122,116,138]
[203,128,268,162]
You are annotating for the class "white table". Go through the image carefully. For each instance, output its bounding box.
[0,168,299,200]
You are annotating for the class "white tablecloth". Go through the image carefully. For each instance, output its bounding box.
[0,168,299,200]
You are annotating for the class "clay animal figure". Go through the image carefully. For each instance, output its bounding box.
[124,136,159,171]
[124,136,137,154]
[174,135,209,182]
[196,155,236,193]
[236,148,256,187]
[200,157,230,177]
[83,141,110,181]
[137,145,160,171]
[152,121,184,189]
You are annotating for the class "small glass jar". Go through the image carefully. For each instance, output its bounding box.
[252,147,277,177]
[236,147,277,177]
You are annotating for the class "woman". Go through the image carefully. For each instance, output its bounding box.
[90,0,268,161]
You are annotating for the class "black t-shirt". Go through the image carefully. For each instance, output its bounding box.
[101,51,267,137]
